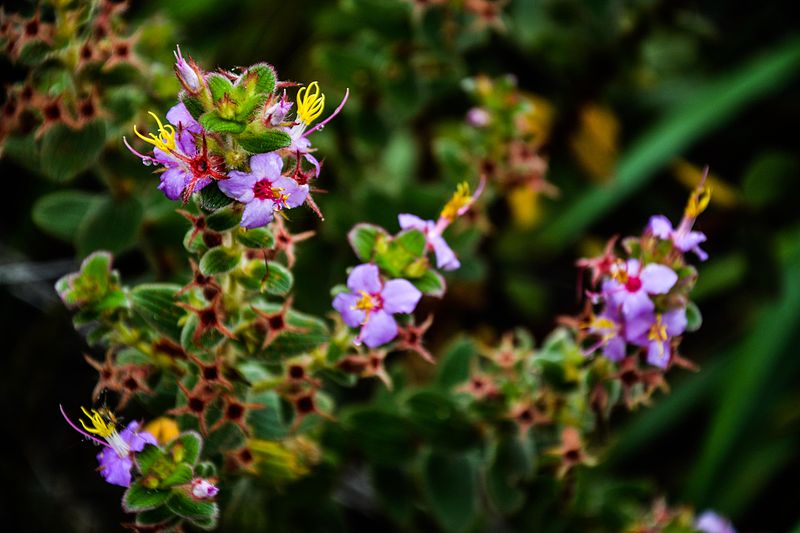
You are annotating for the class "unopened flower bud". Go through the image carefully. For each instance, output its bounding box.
[264,93,293,125]
[174,45,202,94]
[191,478,219,499]
[466,107,490,128]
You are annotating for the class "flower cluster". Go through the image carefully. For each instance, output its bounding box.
[60,405,220,527]
[125,46,348,226]
[333,179,483,349]
[578,177,711,369]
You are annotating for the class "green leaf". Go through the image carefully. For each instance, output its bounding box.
[404,390,479,450]
[123,482,171,512]
[81,250,114,284]
[136,444,167,476]
[40,120,106,182]
[166,491,218,522]
[95,289,126,312]
[685,301,702,332]
[257,305,329,359]
[199,247,240,275]
[76,196,144,257]
[411,269,446,297]
[247,63,277,95]
[262,262,294,295]
[223,479,268,530]
[135,505,177,527]
[435,336,476,389]
[486,436,536,514]
[55,251,119,308]
[422,450,478,532]
[32,191,102,242]
[200,182,234,211]
[347,223,388,262]
[344,407,417,466]
[206,207,241,232]
[182,95,205,120]
[190,515,220,530]
[116,348,150,365]
[170,431,203,465]
[238,129,292,154]
[181,313,220,350]
[237,227,275,249]
[375,229,427,277]
[160,463,193,488]
[395,228,426,255]
[194,461,217,479]
[3,134,41,174]
[199,112,246,134]
[246,390,288,440]
[130,283,185,341]
[235,93,267,123]
[206,73,234,102]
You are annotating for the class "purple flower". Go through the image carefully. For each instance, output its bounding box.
[124,103,219,201]
[604,259,678,318]
[649,215,708,261]
[627,308,687,368]
[694,511,736,533]
[398,214,460,271]
[585,308,626,362]
[60,406,157,488]
[219,153,308,228]
[166,102,202,149]
[648,179,712,261]
[332,264,422,348]
[284,131,321,177]
[191,478,219,499]
[97,420,158,487]
[151,104,211,201]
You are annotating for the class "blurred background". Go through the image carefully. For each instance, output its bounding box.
[2,0,799,530]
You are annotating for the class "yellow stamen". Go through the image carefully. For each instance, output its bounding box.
[440,182,472,222]
[133,111,177,153]
[272,187,289,203]
[592,317,616,331]
[353,290,378,312]
[586,316,619,343]
[79,406,116,438]
[296,81,325,124]
[648,315,668,343]
[610,260,629,284]
[684,184,712,219]
[647,315,669,359]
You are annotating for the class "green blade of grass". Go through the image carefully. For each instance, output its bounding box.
[684,230,800,503]
[539,38,800,251]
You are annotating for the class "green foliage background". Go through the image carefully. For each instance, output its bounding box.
[2,0,800,531]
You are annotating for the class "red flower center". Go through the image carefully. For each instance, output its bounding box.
[625,276,642,292]
[252,179,288,203]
